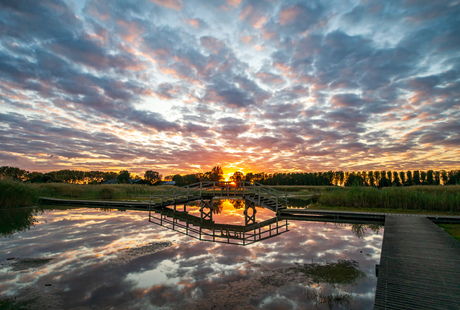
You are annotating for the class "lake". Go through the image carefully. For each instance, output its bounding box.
[0,200,383,309]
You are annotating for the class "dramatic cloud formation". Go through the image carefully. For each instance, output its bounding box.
[0,0,459,175]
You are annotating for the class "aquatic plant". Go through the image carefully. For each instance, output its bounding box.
[293,259,365,286]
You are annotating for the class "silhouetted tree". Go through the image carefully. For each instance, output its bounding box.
[117,170,130,184]
[399,171,406,186]
[413,170,421,185]
[392,171,401,186]
[426,170,434,185]
[230,171,244,181]
[144,170,162,184]
[406,170,413,186]
[210,166,224,181]
[420,171,427,184]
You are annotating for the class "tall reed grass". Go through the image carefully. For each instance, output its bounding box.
[319,185,460,212]
[34,183,177,200]
[0,180,39,209]
[0,181,180,208]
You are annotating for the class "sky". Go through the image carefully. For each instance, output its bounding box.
[0,0,459,177]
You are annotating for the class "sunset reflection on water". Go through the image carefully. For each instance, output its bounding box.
[0,206,383,309]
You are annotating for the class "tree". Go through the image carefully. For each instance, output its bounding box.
[0,166,29,181]
[345,172,364,186]
[413,170,421,185]
[245,172,254,182]
[144,170,162,184]
[406,170,413,186]
[117,170,130,183]
[426,170,434,185]
[392,171,401,186]
[172,174,184,186]
[368,171,375,187]
[420,171,427,184]
[434,171,440,185]
[210,166,224,181]
[230,171,244,182]
[399,171,406,186]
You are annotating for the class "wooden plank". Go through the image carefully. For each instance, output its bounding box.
[374,216,460,310]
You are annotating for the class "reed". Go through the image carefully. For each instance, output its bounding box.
[319,186,460,212]
[33,183,177,200]
[0,180,39,209]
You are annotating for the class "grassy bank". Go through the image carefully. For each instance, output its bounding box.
[318,185,460,213]
[438,224,460,242]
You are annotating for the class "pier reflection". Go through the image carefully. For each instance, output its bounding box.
[148,199,289,246]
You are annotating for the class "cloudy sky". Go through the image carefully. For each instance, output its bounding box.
[1,0,459,177]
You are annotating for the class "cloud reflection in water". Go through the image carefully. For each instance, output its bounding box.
[0,206,383,309]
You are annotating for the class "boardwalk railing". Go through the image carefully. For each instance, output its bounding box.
[149,207,289,246]
[149,181,288,212]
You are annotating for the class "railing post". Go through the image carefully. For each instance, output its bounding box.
[149,194,151,220]
[258,186,261,205]
[243,182,245,196]
[227,182,229,196]
[187,186,189,199]
[161,193,164,205]
[285,193,288,208]
[276,196,278,213]
[200,182,202,196]
[213,182,215,196]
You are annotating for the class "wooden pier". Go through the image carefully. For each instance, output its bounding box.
[374,216,460,309]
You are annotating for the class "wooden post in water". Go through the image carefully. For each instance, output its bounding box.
[173,189,176,211]
[149,194,151,221]
[258,186,261,205]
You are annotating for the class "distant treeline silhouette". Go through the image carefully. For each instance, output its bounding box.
[1,166,459,187]
[170,169,460,187]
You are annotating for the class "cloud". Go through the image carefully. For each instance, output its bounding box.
[0,0,459,174]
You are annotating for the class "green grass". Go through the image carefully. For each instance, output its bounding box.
[438,224,460,242]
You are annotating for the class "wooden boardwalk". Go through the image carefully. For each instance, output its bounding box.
[374,216,460,310]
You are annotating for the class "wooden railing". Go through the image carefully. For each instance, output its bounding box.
[149,181,288,211]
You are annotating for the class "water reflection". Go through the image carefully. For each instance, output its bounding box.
[149,199,289,246]
[0,208,38,237]
[0,205,383,309]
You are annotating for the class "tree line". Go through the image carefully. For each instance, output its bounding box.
[0,166,162,185]
[1,166,459,187]
[168,168,460,187]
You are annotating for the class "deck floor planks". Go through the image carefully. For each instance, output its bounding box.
[374,216,460,310]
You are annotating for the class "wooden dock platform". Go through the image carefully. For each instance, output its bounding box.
[374,216,460,309]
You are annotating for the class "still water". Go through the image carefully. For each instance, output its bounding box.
[0,201,383,309]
